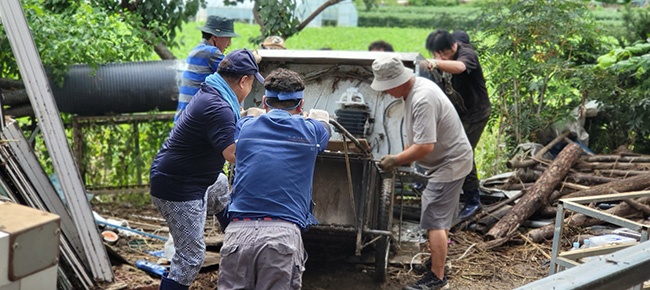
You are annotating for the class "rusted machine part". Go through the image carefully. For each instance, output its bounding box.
[329,118,372,157]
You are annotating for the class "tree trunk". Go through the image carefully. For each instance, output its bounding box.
[485,142,582,241]
[563,173,650,199]
[527,197,650,243]
[296,0,343,32]
[154,43,176,60]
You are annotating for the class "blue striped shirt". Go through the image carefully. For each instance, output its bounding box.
[175,39,224,123]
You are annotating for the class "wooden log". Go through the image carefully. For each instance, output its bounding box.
[507,131,570,169]
[574,161,650,171]
[498,182,533,191]
[527,197,650,243]
[596,169,647,177]
[485,142,583,241]
[623,199,650,215]
[583,155,650,163]
[563,173,650,199]
[566,172,617,185]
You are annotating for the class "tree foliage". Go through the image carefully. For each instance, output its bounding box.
[479,0,609,148]
[0,0,152,85]
[584,39,650,153]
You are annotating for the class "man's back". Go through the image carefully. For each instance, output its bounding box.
[229,110,329,230]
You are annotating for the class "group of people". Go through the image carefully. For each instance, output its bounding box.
[150,14,490,290]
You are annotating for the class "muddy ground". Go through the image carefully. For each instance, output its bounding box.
[95,202,549,290]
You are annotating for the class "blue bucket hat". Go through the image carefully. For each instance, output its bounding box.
[218,49,264,84]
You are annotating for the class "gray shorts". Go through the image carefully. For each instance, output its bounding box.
[218,220,306,290]
[420,178,464,230]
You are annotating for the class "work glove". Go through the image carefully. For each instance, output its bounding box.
[426,59,438,70]
[378,155,399,172]
[242,107,265,117]
[308,109,330,123]
[252,50,262,64]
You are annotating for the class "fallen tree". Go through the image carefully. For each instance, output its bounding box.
[485,142,583,241]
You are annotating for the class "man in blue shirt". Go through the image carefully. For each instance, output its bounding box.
[218,68,331,290]
[150,49,263,290]
[175,16,239,123]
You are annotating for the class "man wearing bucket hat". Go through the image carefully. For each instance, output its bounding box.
[218,68,330,290]
[150,49,263,290]
[175,16,240,123]
[371,55,472,290]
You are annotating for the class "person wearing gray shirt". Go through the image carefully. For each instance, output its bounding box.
[371,55,472,290]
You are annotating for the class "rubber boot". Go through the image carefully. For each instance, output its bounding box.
[160,272,189,290]
[458,189,481,221]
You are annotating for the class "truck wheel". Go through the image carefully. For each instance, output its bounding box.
[374,177,393,282]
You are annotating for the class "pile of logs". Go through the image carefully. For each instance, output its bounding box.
[461,132,650,249]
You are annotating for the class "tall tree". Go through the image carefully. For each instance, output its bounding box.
[225,0,346,43]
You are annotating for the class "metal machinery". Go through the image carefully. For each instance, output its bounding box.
[251,50,427,282]
[0,202,60,290]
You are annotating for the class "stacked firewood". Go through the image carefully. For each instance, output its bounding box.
[459,131,650,249]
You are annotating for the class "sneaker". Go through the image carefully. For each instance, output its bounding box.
[403,270,448,290]
[413,258,451,277]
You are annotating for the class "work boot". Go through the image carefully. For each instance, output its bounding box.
[159,272,189,290]
[458,189,481,221]
[403,270,448,290]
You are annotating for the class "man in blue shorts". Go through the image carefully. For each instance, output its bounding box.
[371,55,473,290]
[150,49,263,290]
[218,68,331,290]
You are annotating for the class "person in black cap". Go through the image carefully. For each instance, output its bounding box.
[150,49,263,290]
[424,29,491,223]
[175,16,240,123]
[218,68,331,290]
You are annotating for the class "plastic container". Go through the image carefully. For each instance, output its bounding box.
[580,239,591,249]
[135,260,167,277]
[570,242,580,251]
[101,230,119,244]
[588,234,636,247]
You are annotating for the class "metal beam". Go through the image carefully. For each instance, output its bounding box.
[0,0,112,282]
[516,241,650,290]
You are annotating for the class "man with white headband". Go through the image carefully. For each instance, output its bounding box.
[218,68,331,290]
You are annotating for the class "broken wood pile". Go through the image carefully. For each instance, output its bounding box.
[460,132,650,249]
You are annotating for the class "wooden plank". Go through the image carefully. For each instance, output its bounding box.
[0,0,112,281]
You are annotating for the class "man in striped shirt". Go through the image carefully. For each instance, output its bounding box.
[175,16,239,123]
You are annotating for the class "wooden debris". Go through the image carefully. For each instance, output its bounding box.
[527,197,650,243]
[562,173,650,199]
[485,143,582,241]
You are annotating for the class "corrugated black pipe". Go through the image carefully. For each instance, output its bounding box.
[50,60,181,116]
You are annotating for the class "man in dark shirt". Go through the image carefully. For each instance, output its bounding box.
[150,49,263,290]
[424,29,492,221]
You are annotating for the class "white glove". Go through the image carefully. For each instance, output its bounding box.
[252,50,262,64]
[243,107,265,117]
[308,109,330,123]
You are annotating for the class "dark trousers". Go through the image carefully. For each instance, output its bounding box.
[462,115,489,192]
